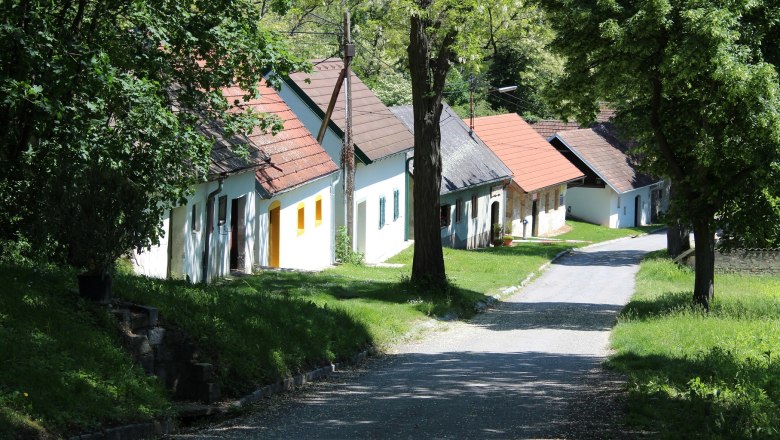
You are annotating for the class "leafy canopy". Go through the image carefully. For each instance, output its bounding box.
[541,0,780,248]
[0,0,305,272]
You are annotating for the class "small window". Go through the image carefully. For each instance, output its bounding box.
[191,204,199,232]
[471,194,478,219]
[623,206,626,216]
[455,198,463,223]
[440,204,451,227]
[218,196,227,225]
[379,196,386,229]
[393,189,400,221]
[617,197,621,208]
[315,195,323,226]
[297,202,305,235]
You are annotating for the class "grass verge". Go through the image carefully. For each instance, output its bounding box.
[0,264,171,439]
[609,251,780,439]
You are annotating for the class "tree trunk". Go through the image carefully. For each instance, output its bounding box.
[407,4,450,286]
[692,219,715,310]
[667,220,691,258]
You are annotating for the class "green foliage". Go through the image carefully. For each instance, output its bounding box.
[335,226,364,265]
[365,73,413,107]
[0,0,306,274]
[0,264,170,437]
[540,0,780,249]
[610,255,780,438]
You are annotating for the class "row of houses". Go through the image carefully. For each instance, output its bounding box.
[133,59,664,282]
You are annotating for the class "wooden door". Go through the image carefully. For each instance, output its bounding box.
[268,202,280,268]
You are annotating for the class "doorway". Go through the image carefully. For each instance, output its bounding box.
[268,201,280,268]
[356,201,367,255]
[168,206,186,279]
[531,199,539,237]
[634,195,641,227]
[490,201,500,241]
[230,196,246,271]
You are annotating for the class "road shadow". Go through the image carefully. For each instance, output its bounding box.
[183,351,628,439]
[552,249,647,267]
[474,301,625,332]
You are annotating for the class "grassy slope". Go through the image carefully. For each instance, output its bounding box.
[0,265,170,439]
[0,218,646,437]
[609,252,780,439]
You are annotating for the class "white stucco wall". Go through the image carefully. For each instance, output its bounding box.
[566,186,614,227]
[567,184,655,228]
[506,185,568,237]
[255,176,334,271]
[439,183,503,249]
[353,154,407,262]
[132,171,257,283]
[278,80,409,263]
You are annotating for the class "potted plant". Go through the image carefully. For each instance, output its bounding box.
[503,222,514,246]
[492,223,504,246]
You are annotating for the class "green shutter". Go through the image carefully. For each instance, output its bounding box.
[393,189,399,221]
[379,196,386,229]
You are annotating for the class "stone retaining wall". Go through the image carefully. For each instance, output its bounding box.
[716,249,780,275]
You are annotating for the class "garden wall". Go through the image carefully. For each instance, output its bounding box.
[715,249,780,275]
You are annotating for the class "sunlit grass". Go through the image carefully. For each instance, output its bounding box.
[555,219,661,242]
[609,252,780,438]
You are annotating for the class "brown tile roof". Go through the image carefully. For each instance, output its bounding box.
[470,113,584,193]
[530,106,616,139]
[287,59,414,163]
[529,120,582,139]
[552,125,657,194]
[222,82,338,197]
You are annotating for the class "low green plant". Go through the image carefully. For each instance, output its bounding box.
[335,226,364,265]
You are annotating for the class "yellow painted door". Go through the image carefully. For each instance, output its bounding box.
[269,204,280,268]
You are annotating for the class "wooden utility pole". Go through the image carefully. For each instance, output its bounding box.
[343,10,356,245]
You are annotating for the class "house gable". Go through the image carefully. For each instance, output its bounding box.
[470,113,584,193]
[287,59,414,163]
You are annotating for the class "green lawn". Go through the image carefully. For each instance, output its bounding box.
[609,252,780,439]
[0,218,653,437]
[555,219,661,242]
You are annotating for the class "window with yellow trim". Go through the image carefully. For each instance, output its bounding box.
[315,195,323,226]
[297,203,305,235]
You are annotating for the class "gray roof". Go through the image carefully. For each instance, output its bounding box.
[391,104,513,194]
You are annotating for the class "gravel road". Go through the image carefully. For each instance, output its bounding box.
[174,232,667,439]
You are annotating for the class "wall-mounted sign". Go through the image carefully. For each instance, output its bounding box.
[490,185,502,198]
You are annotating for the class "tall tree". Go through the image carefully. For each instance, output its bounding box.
[0,0,304,276]
[540,0,780,309]
[406,0,459,285]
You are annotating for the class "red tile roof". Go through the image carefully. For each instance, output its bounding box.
[470,113,584,193]
[222,82,338,196]
[553,126,657,194]
[287,59,414,162]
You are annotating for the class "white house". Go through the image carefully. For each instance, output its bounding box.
[549,125,664,228]
[278,59,414,263]
[132,81,339,282]
[390,104,513,248]
[471,113,585,238]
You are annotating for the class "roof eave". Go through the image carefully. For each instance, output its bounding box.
[552,134,622,194]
